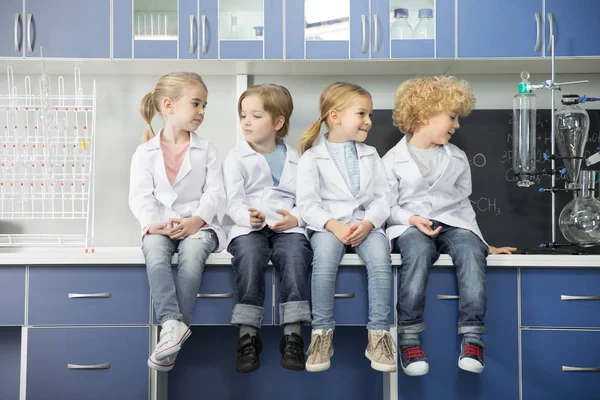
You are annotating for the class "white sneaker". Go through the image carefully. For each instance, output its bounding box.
[306,329,334,372]
[365,330,397,373]
[153,319,191,361]
[148,351,177,372]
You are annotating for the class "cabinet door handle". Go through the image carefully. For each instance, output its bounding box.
[561,295,600,301]
[68,363,111,370]
[335,293,355,298]
[372,14,379,54]
[547,13,554,52]
[201,15,207,54]
[437,294,460,300]
[189,15,195,54]
[197,293,233,298]
[14,13,21,52]
[68,292,111,299]
[534,13,540,52]
[562,366,600,372]
[361,14,367,54]
[27,13,32,53]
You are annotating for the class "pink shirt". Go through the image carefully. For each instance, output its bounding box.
[161,141,190,185]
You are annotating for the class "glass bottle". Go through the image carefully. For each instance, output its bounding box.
[559,170,600,247]
[390,8,413,40]
[413,8,434,39]
[512,71,537,187]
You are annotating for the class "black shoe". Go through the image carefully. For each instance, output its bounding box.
[236,334,262,373]
[279,333,306,371]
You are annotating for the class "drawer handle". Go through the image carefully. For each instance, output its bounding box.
[197,293,233,298]
[437,294,460,300]
[68,363,111,370]
[68,292,111,299]
[335,293,355,298]
[561,295,600,301]
[27,13,32,53]
[14,13,21,53]
[562,366,600,372]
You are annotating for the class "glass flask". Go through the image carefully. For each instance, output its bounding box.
[555,94,590,189]
[512,71,537,187]
[559,170,600,247]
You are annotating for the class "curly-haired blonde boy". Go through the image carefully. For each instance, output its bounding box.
[382,76,515,376]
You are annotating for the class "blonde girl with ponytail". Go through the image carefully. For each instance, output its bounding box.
[296,82,396,373]
[129,72,226,372]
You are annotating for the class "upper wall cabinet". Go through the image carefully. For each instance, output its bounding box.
[544,0,600,57]
[0,0,23,57]
[457,0,543,58]
[20,0,110,58]
[286,0,453,60]
[114,0,283,60]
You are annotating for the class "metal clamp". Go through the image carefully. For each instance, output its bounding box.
[197,293,233,298]
[68,363,111,370]
[334,293,355,298]
[68,292,111,299]
[437,294,460,300]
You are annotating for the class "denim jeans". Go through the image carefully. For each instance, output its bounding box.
[142,230,217,326]
[310,230,392,331]
[229,228,312,329]
[392,222,488,343]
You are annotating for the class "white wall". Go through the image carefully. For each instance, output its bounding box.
[3,70,600,247]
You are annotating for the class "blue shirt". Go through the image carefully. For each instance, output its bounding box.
[261,141,287,186]
[324,134,360,196]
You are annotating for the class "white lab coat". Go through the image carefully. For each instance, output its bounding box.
[222,140,305,246]
[382,136,487,246]
[296,135,391,234]
[128,130,226,252]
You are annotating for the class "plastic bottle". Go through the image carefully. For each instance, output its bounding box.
[413,8,434,39]
[390,8,413,40]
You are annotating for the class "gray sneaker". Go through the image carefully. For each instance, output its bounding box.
[365,330,397,373]
[399,345,429,376]
[306,329,334,372]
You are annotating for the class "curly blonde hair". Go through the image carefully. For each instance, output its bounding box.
[392,75,476,134]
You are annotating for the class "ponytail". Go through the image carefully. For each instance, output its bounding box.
[300,117,325,153]
[140,91,156,142]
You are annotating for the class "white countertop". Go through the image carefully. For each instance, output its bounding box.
[1,247,599,267]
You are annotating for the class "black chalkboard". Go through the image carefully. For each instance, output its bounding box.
[366,109,600,253]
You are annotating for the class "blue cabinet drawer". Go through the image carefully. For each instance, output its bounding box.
[522,330,600,399]
[152,266,273,326]
[521,268,600,328]
[0,266,25,325]
[28,266,150,325]
[275,265,394,326]
[26,327,149,400]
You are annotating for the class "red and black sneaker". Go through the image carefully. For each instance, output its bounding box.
[400,345,429,376]
[458,341,484,373]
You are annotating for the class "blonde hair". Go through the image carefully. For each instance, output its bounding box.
[300,82,372,153]
[237,84,293,139]
[139,72,208,142]
[392,75,476,135]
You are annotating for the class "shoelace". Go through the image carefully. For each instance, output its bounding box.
[240,341,257,357]
[285,340,303,356]
[463,344,483,359]
[403,346,425,360]
[372,332,397,359]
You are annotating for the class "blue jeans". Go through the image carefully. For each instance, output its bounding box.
[310,230,392,331]
[142,230,218,326]
[229,228,312,328]
[393,222,488,342]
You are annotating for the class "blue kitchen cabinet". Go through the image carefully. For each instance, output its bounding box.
[544,0,600,57]
[522,329,600,399]
[168,326,383,400]
[0,0,23,57]
[397,268,519,400]
[0,266,25,325]
[26,327,149,400]
[0,327,21,400]
[24,0,111,58]
[457,0,543,58]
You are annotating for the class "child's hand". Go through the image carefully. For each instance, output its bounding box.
[345,220,375,247]
[248,208,266,229]
[269,210,299,232]
[409,215,442,237]
[325,219,353,243]
[168,216,205,240]
[148,222,170,236]
[489,246,517,255]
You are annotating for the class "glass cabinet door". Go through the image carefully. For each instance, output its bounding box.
[218,0,283,59]
[133,0,178,58]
